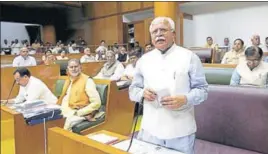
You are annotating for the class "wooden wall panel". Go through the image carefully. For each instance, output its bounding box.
[90,15,121,45]
[43,25,56,44]
[121,2,141,13]
[134,22,145,48]
[90,2,118,18]
[144,17,153,46]
[143,2,154,8]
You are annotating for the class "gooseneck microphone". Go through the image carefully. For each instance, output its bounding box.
[126,98,144,152]
[4,80,16,106]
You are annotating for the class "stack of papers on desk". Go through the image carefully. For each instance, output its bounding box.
[112,139,184,154]
[7,100,62,125]
[87,133,119,144]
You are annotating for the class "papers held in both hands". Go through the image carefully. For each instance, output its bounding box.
[155,88,171,106]
[87,133,119,145]
[112,139,184,154]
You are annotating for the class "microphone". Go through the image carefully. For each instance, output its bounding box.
[3,80,16,106]
[126,98,144,152]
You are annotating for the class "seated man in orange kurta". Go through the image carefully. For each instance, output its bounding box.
[57,59,101,131]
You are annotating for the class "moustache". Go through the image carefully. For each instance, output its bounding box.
[155,37,166,42]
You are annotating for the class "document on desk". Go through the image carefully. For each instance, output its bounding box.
[112,139,184,154]
[87,133,119,144]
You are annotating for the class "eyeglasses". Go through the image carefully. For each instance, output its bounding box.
[151,28,170,36]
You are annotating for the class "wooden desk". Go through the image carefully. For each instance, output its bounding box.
[48,127,129,154]
[81,62,105,77]
[203,63,237,68]
[48,128,184,154]
[0,53,84,65]
[1,105,65,154]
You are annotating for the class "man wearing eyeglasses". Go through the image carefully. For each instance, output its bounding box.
[129,17,208,154]
[12,47,37,67]
[1,67,57,104]
[230,46,268,87]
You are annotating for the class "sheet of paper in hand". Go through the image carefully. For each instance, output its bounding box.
[155,88,171,106]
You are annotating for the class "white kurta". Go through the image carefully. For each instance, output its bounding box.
[123,64,135,77]
[14,76,58,104]
[236,61,268,87]
[12,56,37,67]
[133,44,207,139]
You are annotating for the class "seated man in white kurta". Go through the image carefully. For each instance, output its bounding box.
[230,46,268,88]
[1,67,57,104]
[221,38,246,64]
[94,50,124,81]
[57,59,101,131]
[120,51,140,81]
[12,47,37,67]
[129,17,208,154]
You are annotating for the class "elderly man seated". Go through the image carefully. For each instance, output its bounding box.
[1,67,57,104]
[57,59,102,131]
[80,47,95,63]
[12,47,37,67]
[117,46,129,62]
[221,38,245,64]
[94,50,124,81]
[95,46,107,61]
[230,46,268,88]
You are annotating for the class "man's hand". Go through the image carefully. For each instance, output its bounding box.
[143,89,157,101]
[161,95,187,110]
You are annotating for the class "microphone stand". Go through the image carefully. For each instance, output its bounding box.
[126,99,144,152]
[3,80,16,106]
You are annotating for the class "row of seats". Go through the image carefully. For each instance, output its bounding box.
[195,85,268,154]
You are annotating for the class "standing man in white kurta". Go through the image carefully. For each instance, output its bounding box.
[129,17,208,154]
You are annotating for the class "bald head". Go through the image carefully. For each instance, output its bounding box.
[251,34,260,46]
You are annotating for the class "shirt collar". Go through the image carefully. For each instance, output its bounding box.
[20,55,29,60]
[156,43,176,57]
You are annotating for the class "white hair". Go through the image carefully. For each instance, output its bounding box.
[251,34,260,39]
[149,16,175,33]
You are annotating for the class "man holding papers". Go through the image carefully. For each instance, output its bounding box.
[2,67,57,104]
[129,17,208,154]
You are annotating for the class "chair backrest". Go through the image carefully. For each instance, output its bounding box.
[54,79,108,107]
[95,84,108,112]
[195,85,268,153]
[55,60,69,75]
[54,79,65,97]
[189,48,213,63]
[204,67,234,85]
